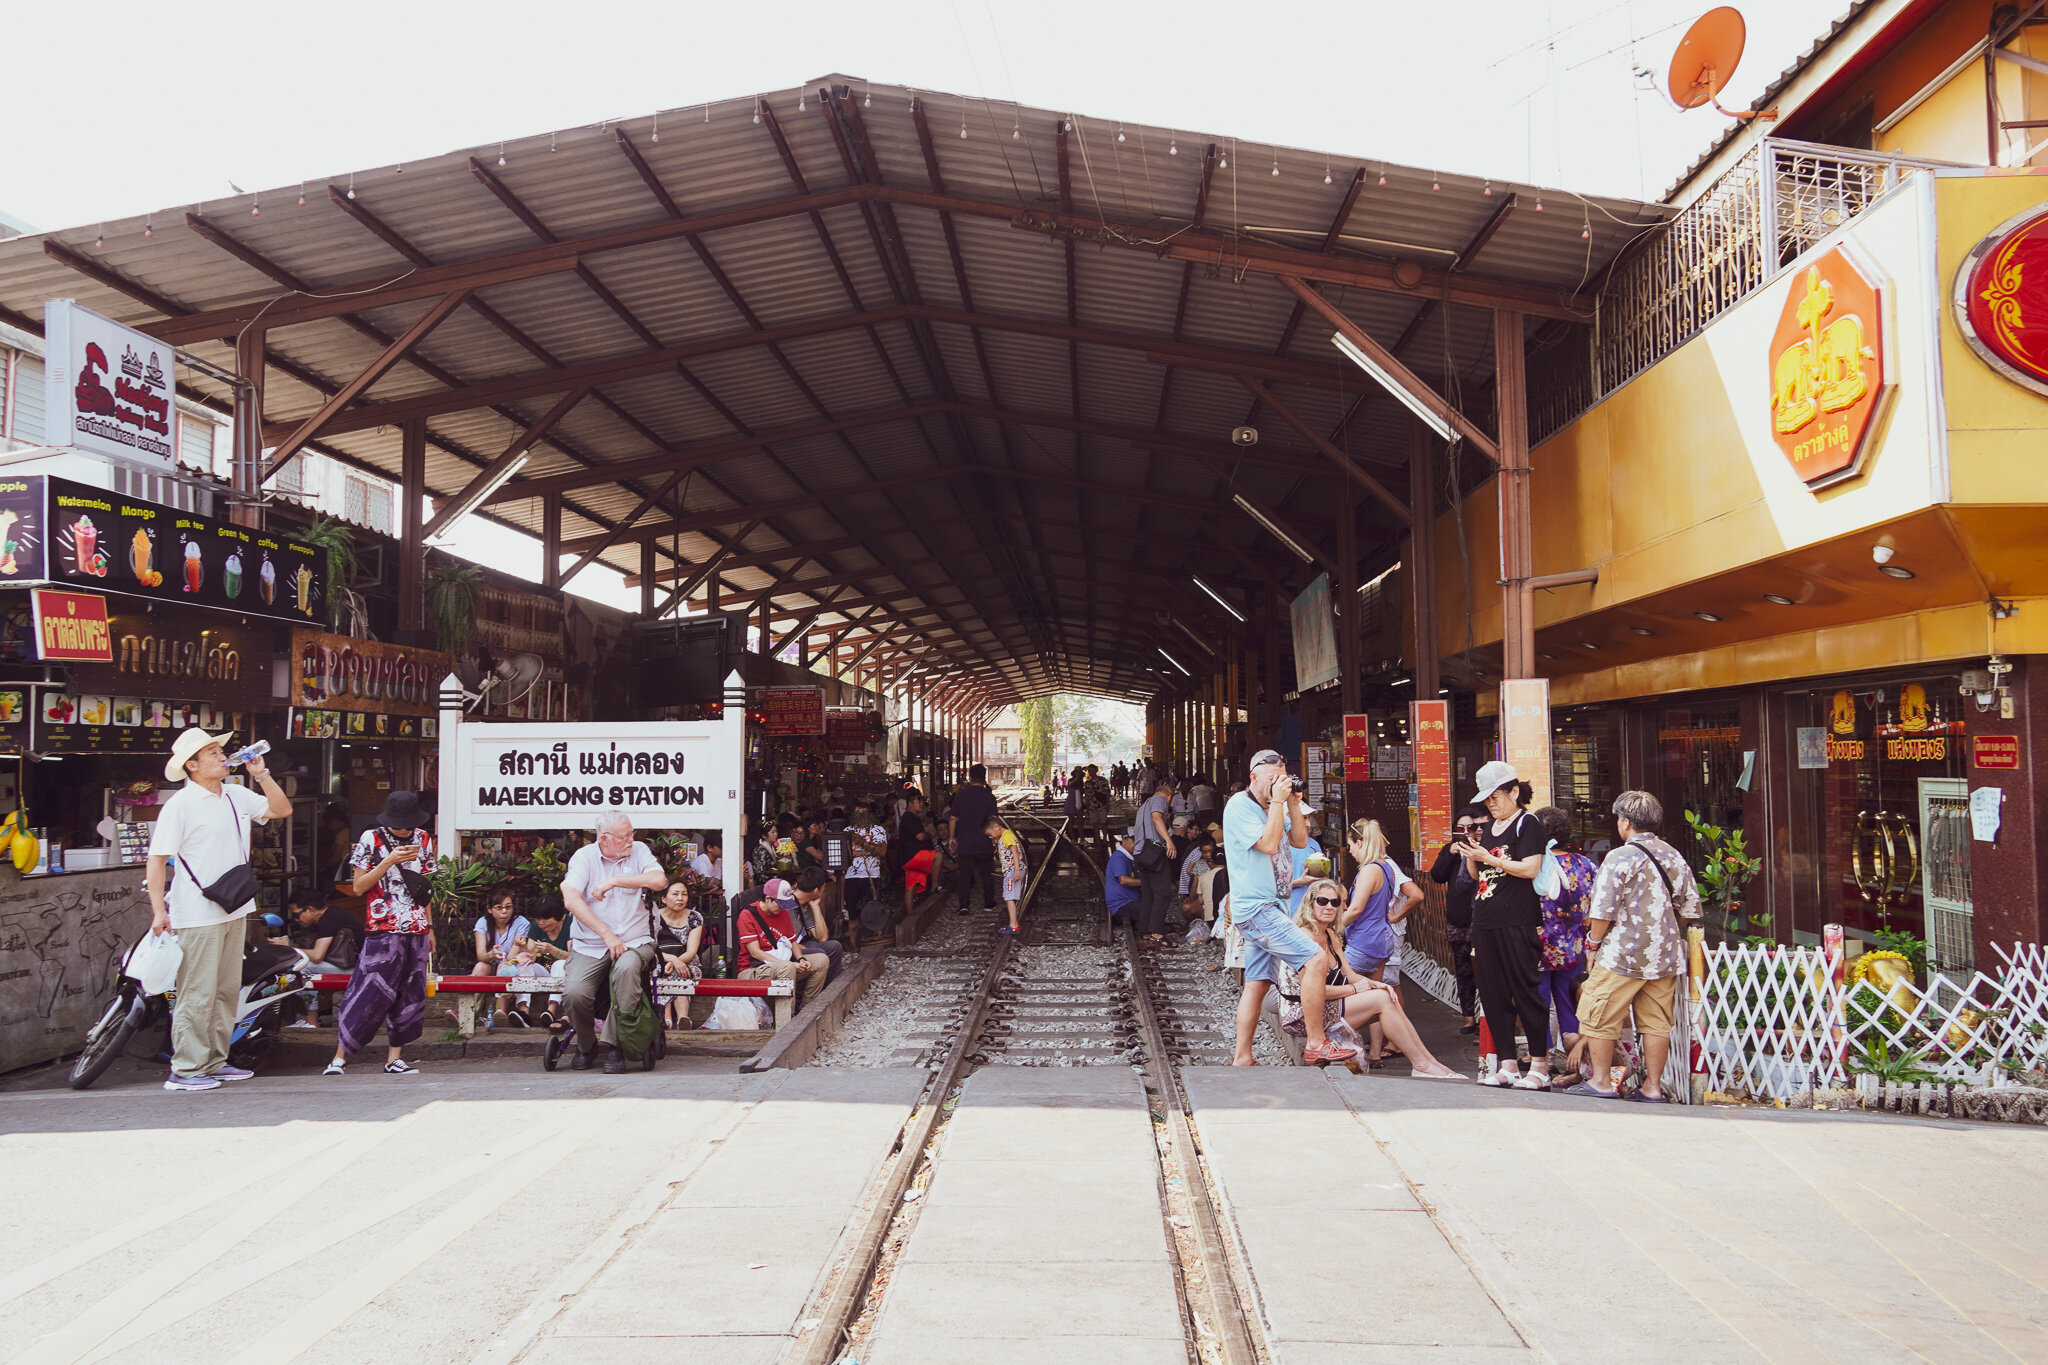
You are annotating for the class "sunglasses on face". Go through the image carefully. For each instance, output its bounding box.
[1311,896,1344,906]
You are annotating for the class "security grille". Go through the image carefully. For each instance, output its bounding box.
[342,474,394,534]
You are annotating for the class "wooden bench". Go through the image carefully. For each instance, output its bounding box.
[307,973,798,1035]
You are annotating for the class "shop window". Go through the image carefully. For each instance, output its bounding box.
[178,413,218,473]
[1550,706,1623,853]
[1776,677,1973,971]
[342,474,394,534]
[10,355,44,443]
[1641,701,1747,941]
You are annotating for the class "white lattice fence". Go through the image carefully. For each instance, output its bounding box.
[1694,943,1847,1101]
[1693,941,2048,1103]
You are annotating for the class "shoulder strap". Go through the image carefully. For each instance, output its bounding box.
[1636,841,1679,904]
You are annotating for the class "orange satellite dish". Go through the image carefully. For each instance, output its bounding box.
[1667,6,1745,109]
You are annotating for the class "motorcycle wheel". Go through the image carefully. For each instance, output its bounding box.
[70,996,138,1090]
[542,1031,564,1072]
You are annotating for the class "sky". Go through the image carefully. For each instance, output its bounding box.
[7,0,1853,233]
[8,0,1854,617]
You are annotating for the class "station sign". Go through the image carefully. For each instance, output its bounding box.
[1954,202,2048,398]
[42,300,178,467]
[1767,247,1892,489]
[446,721,741,831]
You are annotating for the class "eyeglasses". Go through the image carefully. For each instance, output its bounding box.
[1454,823,1478,832]
[1311,896,1344,906]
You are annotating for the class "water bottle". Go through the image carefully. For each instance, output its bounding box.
[226,740,270,768]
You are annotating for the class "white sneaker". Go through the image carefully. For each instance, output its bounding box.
[164,1074,222,1092]
[286,1020,317,1030]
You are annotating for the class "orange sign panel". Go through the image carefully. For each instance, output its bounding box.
[1957,203,2048,397]
[1768,248,1888,488]
[1498,679,1551,814]
[1409,701,1452,851]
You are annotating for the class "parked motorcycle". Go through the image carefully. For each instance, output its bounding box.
[70,920,316,1090]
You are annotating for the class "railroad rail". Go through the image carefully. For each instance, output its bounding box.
[792,808,1262,1364]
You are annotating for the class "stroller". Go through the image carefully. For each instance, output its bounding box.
[539,898,670,1072]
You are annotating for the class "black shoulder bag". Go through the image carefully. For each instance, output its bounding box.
[177,801,263,915]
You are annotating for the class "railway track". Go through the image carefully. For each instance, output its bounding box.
[793,810,1263,1365]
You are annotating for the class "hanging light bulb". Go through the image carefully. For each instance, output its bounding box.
[142,219,153,239]
[752,102,762,125]
[1116,125,1127,143]
[346,174,357,200]
[1012,123,1021,140]
[863,83,871,107]
[1218,152,1227,168]
[649,116,658,144]
[94,228,104,248]
[1534,193,1543,211]
[799,90,808,112]
[1581,218,1591,239]
[1483,178,1493,197]
[1378,168,1387,186]
[1324,169,1333,185]
[250,194,260,217]
[1432,172,1440,192]
[1168,139,1178,155]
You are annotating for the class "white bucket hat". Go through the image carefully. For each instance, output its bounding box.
[1471,759,1520,806]
[165,727,232,784]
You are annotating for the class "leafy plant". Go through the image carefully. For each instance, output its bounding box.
[423,853,505,915]
[425,561,484,657]
[1686,809,1763,937]
[297,517,368,634]
[1847,1037,1939,1087]
[518,840,571,898]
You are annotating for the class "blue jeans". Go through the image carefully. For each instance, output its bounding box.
[1237,901,1324,986]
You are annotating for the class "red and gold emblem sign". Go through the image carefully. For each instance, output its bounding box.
[1769,248,1889,488]
[1956,202,2048,397]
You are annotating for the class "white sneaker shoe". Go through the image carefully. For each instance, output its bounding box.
[164,1074,222,1092]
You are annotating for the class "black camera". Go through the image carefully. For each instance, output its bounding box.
[1288,776,1308,795]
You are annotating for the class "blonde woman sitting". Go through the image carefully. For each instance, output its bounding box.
[1280,878,1462,1080]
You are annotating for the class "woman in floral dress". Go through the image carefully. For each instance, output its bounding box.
[1534,805,1601,1070]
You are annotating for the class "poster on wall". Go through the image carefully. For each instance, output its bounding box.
[1289,575,1340,692]
[0,477,46,582]
[1409,699,1452,852]
[42,300,178,467]
[1498,678,1552,813]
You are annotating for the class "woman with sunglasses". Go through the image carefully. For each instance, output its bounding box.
[1428,804,1488,1034]
[1278,878,1463,1079]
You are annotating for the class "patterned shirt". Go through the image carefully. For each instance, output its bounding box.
[1587,834,1702,979]
[1538,850,1599,971]
[1178,847,1212,895]
[350,827,435,935]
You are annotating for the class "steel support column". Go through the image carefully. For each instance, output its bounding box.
[1408,417,1440,700]
[231,325,266,528]
[1337,473,1361,714]
[1494,310,1534,680]
[398,419,426,633]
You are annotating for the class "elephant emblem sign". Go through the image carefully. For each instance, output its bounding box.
[1768,248,1889,489]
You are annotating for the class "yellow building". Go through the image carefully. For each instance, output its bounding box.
[1419,0,2048,970]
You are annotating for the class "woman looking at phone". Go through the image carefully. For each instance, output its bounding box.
[325,792,436,1077]
[1460,762,1551,1090]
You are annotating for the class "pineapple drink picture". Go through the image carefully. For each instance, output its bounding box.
[292,563,315,616]
[223,550,243,599]
[259,554,275,605]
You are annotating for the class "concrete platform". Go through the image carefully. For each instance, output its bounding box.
[862,1065,1185,1363]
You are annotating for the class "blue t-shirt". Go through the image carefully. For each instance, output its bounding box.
[1104,847,1141,919]
[1221,790,1292,918]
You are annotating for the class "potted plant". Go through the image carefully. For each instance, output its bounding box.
[423,854,507,971]
[1686,809,1762,940]
[297,517,368,635]
[425,561,484,658]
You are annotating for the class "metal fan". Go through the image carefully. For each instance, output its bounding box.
[462,652,546,712]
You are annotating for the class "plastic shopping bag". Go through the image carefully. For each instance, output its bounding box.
[130,930,183,995]
[706,996,773,1030]
[1532,839,1563,900]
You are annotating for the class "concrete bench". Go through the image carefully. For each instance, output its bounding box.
[307,972,798,1036]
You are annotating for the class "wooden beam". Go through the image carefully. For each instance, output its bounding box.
[1234,377,1410,526]
[419,386,587,541]
[259,288,471,481]
[556,471,682,588]
[651,519,764,619]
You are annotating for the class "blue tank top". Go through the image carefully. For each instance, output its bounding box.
[1343,858,1402,964]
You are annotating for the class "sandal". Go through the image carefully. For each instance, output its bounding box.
[1412,1070,1466,1082]
[1483,1068,1519,1087]
[1512,1071,1551,1091]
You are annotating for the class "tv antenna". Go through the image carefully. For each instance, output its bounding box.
[1667,7,1777,120]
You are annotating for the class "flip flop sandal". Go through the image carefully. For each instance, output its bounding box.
[1626,1091,1669,1103]
[1412,1070,1467,1082]
[1561,1080,1624,1099]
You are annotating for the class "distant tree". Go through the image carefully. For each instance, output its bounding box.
[1019,697,1056,783]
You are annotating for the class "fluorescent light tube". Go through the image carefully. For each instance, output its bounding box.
[1158,646,1191,676]
[1332,333,1453,441]
[427,454,530,543]
[1191,575,1246,622]
[1231,493,1315,564]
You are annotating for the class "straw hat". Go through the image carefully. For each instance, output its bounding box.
[164,728,232,784]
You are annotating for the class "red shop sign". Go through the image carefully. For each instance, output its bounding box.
[1956,203,2048,398]
[761,686,825,736]
[30,588,113,662]
[1973,734,2021,770]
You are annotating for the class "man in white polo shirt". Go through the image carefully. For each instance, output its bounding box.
[560,810,669,1073]
[146,728,292,1092]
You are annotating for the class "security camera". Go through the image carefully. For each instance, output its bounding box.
[1230,426,1259,447]
[1871,544,1895,565]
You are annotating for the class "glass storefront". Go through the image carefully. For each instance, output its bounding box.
[1772,672,1976,971]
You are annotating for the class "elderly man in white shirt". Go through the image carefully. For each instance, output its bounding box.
[146,728,292,1092]
[560,811,670,1073]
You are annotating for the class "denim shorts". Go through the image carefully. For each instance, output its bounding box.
[1237,901,1324,986]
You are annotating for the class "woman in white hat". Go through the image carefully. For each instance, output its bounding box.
[1459,761,1553,1089]
[145,728,292,1093]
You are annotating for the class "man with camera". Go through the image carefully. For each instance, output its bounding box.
[1225,750,1357,1066]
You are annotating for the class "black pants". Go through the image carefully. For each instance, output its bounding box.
[1451,938,1476,1018]
[1137,862,1177,937]
[1471,923,1549,1056]
[954,850,997,911]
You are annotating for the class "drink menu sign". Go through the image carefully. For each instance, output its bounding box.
[43,300,177,467]
[0,474,323,623]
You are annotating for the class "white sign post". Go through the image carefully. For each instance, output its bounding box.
[42,300,178,467]
[438,669,747,902]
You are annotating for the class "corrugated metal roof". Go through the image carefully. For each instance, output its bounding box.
[0,76,1661,701]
